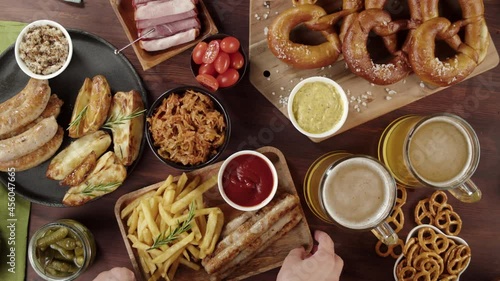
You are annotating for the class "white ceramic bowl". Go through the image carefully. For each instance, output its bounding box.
[287,76,349,138]
[218,150,278,212]
[15,20,73,79]
[393,224,470,281]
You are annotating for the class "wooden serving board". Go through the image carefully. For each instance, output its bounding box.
[110,0,218,70]
[115,146,313,281]
[248,0,500,143]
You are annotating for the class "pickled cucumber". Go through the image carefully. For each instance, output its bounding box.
[36,227,68,248]
[35,226,85,277]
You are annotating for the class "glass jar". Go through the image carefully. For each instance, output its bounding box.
[28,219,96,281]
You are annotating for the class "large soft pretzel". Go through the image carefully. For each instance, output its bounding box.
[407,0,489,86]
[267,0,361,69]
[342,7,412,85]
[267,0,489,86]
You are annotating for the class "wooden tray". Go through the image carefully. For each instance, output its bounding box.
[110,0,218,70]
[248,0,500,143]
[115,146,313,281]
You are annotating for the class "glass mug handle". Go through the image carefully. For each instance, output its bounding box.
[371,221,399,245]
[448,179,482,203]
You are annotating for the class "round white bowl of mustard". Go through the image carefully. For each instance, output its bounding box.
[287,76,349,138]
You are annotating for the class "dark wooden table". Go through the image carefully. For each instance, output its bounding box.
[1,0,499,280]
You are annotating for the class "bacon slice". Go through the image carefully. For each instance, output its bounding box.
[133,0,199,8]
[136,9,198,30]
[139,17,200,40]
[139,28,199,52]
[134,0,196,21]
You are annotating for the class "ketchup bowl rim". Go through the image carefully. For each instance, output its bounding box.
[217,150,278,212]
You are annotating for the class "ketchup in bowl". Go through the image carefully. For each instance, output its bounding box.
[218,151,278,211]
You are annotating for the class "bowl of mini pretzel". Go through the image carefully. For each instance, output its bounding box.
[393,224,471,281]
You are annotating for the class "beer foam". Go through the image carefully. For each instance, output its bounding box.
[321,157,395,230]
[409,116,473,187]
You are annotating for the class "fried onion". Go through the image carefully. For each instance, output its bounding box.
[147,90,226,166]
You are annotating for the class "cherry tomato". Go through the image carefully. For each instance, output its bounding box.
[196,74,219,91]
[217,68,239,88]
[192,42,208,65]
[220,36,240,54]
[230,51,245,70]
[198,63,216,76]
[214,52,230,74]
[202,40,220,64]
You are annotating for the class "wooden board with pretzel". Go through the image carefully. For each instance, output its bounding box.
[248,0,500,143]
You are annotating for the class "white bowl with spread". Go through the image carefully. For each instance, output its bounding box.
[287,76,349,138]
[218,150,278,212]
[15,20,73,80]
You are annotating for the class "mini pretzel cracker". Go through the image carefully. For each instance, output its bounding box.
[413,253,442,281]
[429,190,449,216]
[414,191,463,235]
[414,198,434,225]
[395,227,471,281]
[395,184,408,208]
[387,206,405,233]
[375,238,405,259]
[396,258,417,281]
[376,186,406,258]
[446,245,471,275]
[412,251,444,276]
[435,209,463,236]
[417,227,450,254]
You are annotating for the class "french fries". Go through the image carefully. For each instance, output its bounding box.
[121,173,224,281]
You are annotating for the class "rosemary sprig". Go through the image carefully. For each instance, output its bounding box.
[102,108,147,130]
[78,182,122,197]
[148,202,195,250]
[67,104,88,130]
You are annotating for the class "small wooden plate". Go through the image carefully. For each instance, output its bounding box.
[109,0,218,70]
[115,146,313,281]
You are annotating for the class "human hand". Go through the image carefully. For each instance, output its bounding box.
[277,230,343,281]
[92,267,136,281]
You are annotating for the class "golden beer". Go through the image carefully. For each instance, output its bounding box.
[304,153,399,244]
[304,151,350,223]
[378,113,481,203]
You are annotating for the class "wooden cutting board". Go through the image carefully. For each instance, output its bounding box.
[248,0,500,143]
[115,146,313,281]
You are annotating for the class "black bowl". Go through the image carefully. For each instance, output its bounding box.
[146,86,231,170]
[190,33,248,91]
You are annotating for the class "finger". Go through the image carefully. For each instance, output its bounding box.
[314,230,335,256]
[283,247,307,264]
[311,244,318,254]
[332,254,344,279]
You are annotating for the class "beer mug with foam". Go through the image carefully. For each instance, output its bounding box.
[304,152,399,245]
[378,113,481,203]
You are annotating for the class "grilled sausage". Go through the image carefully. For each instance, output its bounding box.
[202,193,300,274]
[0,116,58,162]
[0,94,64,140]
[0,126,63,172]
[0,78,51,136]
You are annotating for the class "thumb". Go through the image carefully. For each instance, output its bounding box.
[283,247,307,264]
[314,230,335,256]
